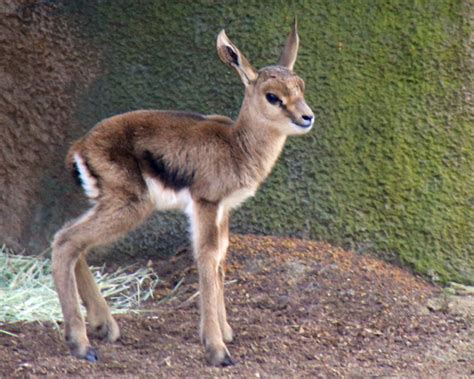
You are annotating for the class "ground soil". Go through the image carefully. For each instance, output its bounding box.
[0,235,472,378]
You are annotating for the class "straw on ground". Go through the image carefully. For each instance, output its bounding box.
[0,245,160,335]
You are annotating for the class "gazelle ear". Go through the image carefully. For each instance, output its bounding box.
[217,30,257,87]
[277,18,299,71]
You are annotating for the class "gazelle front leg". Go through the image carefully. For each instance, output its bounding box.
[191,200,234,366]
[217,210,233,343]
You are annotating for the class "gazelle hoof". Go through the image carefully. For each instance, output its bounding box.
[205,344,235,367]
[221,353,235,367]
[85,347,99,363]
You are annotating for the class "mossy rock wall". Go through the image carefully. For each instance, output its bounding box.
[3,1,471,284]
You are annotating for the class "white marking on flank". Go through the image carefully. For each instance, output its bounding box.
[145,177,192,211]
[74,153,99,199]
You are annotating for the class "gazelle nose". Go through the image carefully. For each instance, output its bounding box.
[301,114,314,127]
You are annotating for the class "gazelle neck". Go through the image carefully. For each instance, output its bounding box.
[232,101,287,185]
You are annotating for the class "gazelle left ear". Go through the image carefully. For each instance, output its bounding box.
[217,30,257,87]
[277,18,299,71]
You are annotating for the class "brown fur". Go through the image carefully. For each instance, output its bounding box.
[52,21,313,366]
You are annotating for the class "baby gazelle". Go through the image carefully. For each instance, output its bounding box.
[52,21,314,366]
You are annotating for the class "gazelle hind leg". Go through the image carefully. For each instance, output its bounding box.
[52,207,102,361]
[52,197,152,361]
[75,255,120,342]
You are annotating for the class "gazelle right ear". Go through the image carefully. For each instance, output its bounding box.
[217,30,257,87]
[277,18,299,71]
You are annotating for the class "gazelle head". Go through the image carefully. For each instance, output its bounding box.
[217,20,314,136]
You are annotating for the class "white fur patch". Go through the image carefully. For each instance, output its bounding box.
[181,186,256,262]
[145,177,192,211]
[185,200,198,255]
[146,177,197,254]
[185,200,224,263]
[291,118,314,135]
[74,153,99,199]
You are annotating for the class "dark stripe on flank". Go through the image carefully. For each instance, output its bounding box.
[141,150,193,191]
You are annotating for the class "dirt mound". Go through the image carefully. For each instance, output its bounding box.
[0,235,472,377]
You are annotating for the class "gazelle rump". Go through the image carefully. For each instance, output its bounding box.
[52,21,314,366]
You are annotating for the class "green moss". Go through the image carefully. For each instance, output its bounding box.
[62,0,473,284]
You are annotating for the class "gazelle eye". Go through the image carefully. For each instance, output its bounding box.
[266,93,282,106]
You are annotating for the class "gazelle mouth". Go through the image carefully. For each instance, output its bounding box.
[291,120,313,129]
